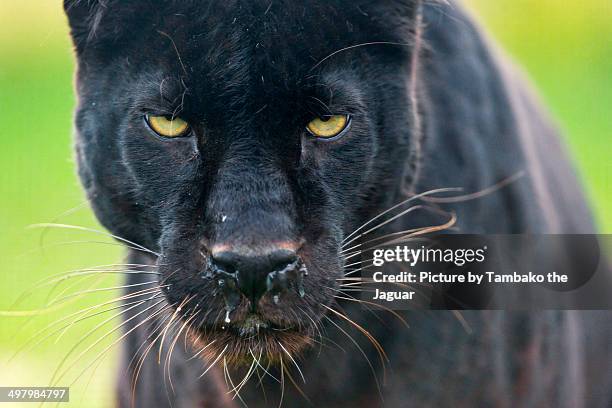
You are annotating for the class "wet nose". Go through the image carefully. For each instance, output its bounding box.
[211,249,300,305]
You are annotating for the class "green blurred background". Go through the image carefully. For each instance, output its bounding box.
[0,1,610,406]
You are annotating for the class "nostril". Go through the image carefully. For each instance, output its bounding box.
[210,249,297,275]
[210,251,240,274]
[265,249,299,272]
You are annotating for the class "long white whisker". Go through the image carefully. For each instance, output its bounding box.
[28,223,160,257]
[198,345,228,379]
[323,315,383,398]
[46,281,162,307]
[11,290,165,361]
[51,297,166,386]
[342,187,461,245]
[343,204,426,248]
[230,355,257,398]
[165,312,199,393]
[190,340,217,360]
[66,301,170,387]
[278,342,306,384]
[249,348,279,383]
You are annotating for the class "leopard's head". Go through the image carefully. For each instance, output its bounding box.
[65,0,421,363]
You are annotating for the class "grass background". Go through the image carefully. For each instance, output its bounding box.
[0,1,610,406]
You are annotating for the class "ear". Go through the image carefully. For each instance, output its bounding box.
[64,0,103,53]
[64,0,144,55]
[378,0,422,23]
[356,0,422,38]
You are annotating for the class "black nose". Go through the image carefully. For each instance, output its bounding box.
[211,249,300,305]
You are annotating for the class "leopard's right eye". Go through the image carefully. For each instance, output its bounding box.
[145,114,191,138]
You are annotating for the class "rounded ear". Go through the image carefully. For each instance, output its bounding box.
[64,0,103,52]
[355,0,423,39]
[64,0,145,55]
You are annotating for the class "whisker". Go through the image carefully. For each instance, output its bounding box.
[344,258,373,269]
[279,354,311,404]
[131,311,175,404]
[2,274,157,319]
[249,348,279,383]
[342,204,428,248]
[54,292,166,345]
[190,339,217,361]
[342,188,461,245]
[223,357,247,406]
[128,307,172,372]
[341,252,363,263]
[45,281,161,307]
[341,226,434,254]
[18,240,157,259]
[278,354,285,408]
[36,200,91,251]
[341,214,456,278]
[5,277,106,323]
[252,349,269,402]
[27,223,160,257]
[310,41,412,71]
[198,345,228,379]
[11,288,165,360]
[323,304,388,365]
[165,312,199,394]
[50,297,166,386]
[452,310,473,334]
[324,286,386,327]
[10,262,158,307]
[278,342,305,384]
[42,272,110,308]
[372,213,457,248]
[66,301,170,387]
[229,354,256,398]
[158,295,192,364]
[342,266,372,277]
[332,294,409,329]
[419,171,525,204]
[315,335,348,355]
[323,315,383,398]
[296,306,324,356]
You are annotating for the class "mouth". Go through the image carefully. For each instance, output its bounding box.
[222,313,292,337]
[190,313,314,366]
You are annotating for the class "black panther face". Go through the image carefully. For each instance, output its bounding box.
[65,0,420,363]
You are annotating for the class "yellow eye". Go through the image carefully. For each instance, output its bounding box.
[306,115,350,138]
[145,115,190,138]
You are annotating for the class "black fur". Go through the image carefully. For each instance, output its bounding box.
[64,1,612,407]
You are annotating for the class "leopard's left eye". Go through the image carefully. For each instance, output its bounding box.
[306,114,351,139]
[145,114,190,138]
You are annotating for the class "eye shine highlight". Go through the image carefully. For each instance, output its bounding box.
[145,114,190,138]
[307,114,350,138]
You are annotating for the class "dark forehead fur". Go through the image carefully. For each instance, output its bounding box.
[66,1,418,89]
[67,0,417,50]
